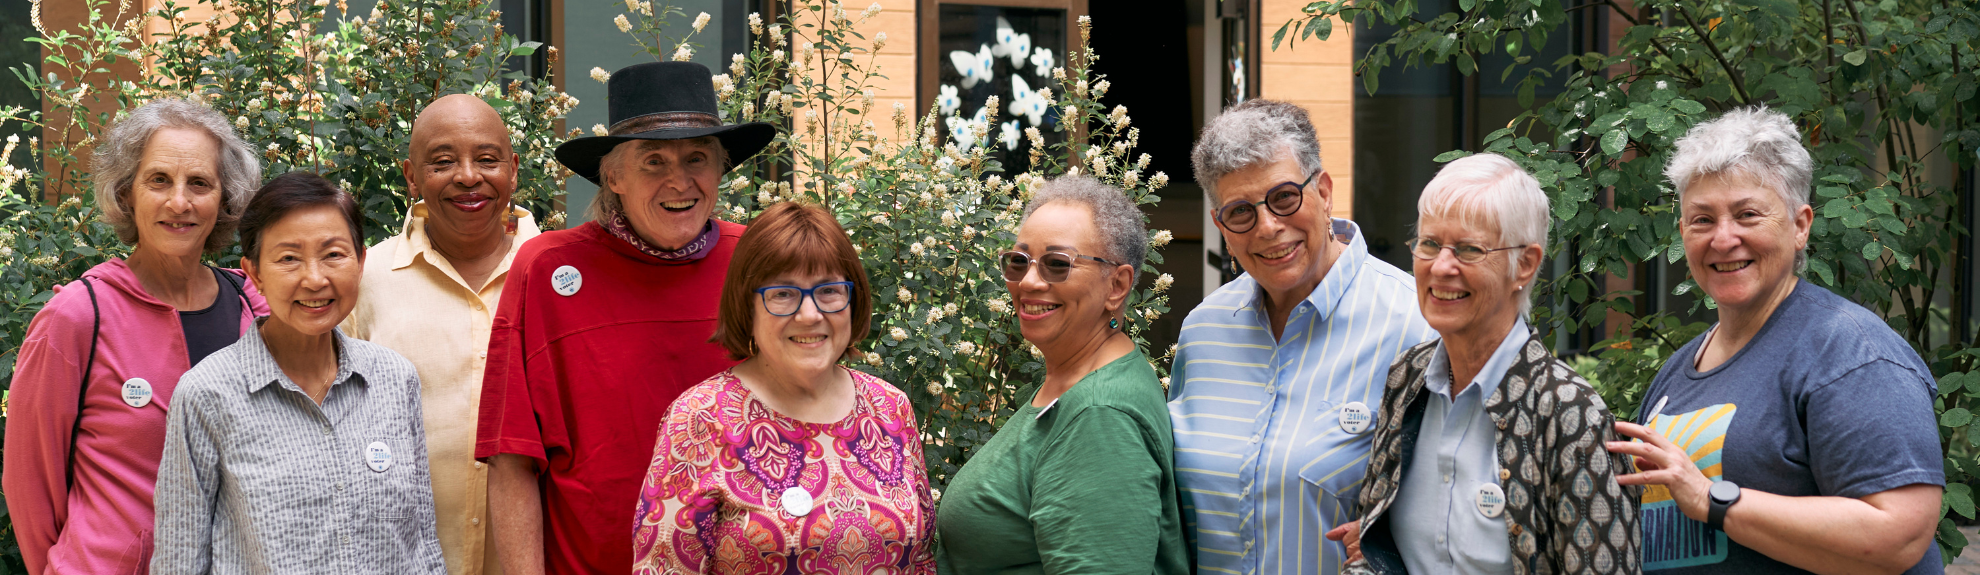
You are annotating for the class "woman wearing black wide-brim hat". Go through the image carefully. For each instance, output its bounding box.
[476,61,775,575]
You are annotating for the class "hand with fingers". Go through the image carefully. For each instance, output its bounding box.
[1606,420,1714,523]
[1324,519,1363,565]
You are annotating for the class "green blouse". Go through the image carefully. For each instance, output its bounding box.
[934,350,1189,575]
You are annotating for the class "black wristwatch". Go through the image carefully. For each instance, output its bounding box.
[1707,480,1741,531]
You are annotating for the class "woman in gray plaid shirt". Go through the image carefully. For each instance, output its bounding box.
[151,172,444,575]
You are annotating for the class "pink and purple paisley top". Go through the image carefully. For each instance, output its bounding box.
[633,368,936,574]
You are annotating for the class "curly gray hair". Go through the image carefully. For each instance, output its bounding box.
[585,137,729,224]
[1191,98,1323,202]
[1021,175,1147,285]
[92,98,261,253]
[1664,106,1812,273]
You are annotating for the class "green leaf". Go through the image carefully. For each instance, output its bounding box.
[1862,241,1884,261]
[1947,373,1973,396]
[1672,99,1706,115]
[1843,48,1868,66]
[1948,483,1977,519]
[1433,149,1473,162]
[1808,258,1836,286]
[1460,0,1477,11]
[1601,129,1628,155]
[1943,407,1973,428]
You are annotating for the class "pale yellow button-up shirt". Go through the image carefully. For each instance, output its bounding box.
[341,201,539,575]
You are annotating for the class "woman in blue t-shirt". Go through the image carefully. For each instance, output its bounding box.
[1603,107,1943,575]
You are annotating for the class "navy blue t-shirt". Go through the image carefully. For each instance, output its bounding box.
[1636,279,1943,574]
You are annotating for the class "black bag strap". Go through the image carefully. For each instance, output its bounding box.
[206,264,251,314]
[66,277,102,490]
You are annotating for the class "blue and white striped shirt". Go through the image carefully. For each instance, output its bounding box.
[1168,219,1435,575]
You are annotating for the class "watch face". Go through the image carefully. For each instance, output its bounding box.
[1710,480,1741,502]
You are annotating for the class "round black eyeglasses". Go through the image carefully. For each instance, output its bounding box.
[1214,168,1320,234]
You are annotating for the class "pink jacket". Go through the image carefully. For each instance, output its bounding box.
[3,259,266,575]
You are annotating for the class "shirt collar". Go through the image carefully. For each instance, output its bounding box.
[1237,218,1369,323]
[392,200,542,272]
[242,319,362,395]
[1424,317,1530,399]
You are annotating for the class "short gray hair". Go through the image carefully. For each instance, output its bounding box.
[1191,98,1323,202]
[585,137,728,224]
[1021,175,1147,285]
[1416,153,1550,315]
[1664,106,1812,273]
[93,98,261,253]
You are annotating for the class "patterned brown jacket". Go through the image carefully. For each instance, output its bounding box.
[1345,333,1641,575]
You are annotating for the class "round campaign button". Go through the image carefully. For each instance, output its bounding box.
[121,378,153,408]
[1339,401,1373,434]
[551,265,583,297]
[365,441,394,473]
[781,486,814,517]
[1476,483,1507,518]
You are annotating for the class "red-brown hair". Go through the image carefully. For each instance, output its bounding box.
[711,201,873,360]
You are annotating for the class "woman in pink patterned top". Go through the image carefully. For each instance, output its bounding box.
[633,202,936,574]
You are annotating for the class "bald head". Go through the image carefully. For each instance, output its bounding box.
[410,94,510,158]
[404,94,521,249]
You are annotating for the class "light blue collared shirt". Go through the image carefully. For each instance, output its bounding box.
[1388,318,1529,575]
[1169,219,1436,575]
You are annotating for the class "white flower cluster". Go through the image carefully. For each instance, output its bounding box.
[896,287,914,303]
[748,12,764,34]
[986,297,1011,314]
[590,67,611,84]
[1153,273,1174,293]
[622,0,653,16]
[953,341,978,356]
[672,44,694,61]
[890,326,909,341]
[693,12,711,32]
[1150,229,1172,247]
[614,14,632,33]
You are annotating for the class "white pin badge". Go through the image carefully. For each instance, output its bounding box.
[781,486,815,517]
[121,378,153,408]
[550,265,583,297]
[1339,401,1373,434]
[1476,483,1507,518]
[365,441,394,473]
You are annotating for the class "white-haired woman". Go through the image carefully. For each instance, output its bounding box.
[2,97,268,574]
[1603,107,1942,574]
[1332,153,1640,575]
[936,175,1188,575]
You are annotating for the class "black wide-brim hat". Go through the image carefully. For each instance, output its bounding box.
[555,61,775,186]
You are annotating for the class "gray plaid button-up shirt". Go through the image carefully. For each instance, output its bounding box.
[152,324,444,575]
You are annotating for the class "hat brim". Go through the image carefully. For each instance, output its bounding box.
[554,122,777,186]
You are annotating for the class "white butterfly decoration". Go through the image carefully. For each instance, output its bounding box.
[1000,120,1022,151]
[937,84,962,116]
[991,17,1032,70]
[1029,48,1055,76]
[946,106,992,150]
[948,44,995,89]
[1007,75,1050,127]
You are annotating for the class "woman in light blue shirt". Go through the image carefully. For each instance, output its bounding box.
[1331,153,1639,575]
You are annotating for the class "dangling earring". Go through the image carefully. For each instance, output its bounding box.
[1109,317,1120,330]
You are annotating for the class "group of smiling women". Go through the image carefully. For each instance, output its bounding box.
[1,60,1948,575]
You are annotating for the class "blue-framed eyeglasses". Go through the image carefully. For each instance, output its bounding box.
[754,281,856,316]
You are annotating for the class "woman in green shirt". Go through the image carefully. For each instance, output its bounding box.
[935,175,1189,575]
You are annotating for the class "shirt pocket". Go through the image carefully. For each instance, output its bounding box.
[360,434,426,558]
[1296,401,1377,514]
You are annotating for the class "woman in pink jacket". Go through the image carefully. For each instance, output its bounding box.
[2,98,267,574]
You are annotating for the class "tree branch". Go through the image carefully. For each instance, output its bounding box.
[1566,0,1638,26]
[1669,2,1751,103]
